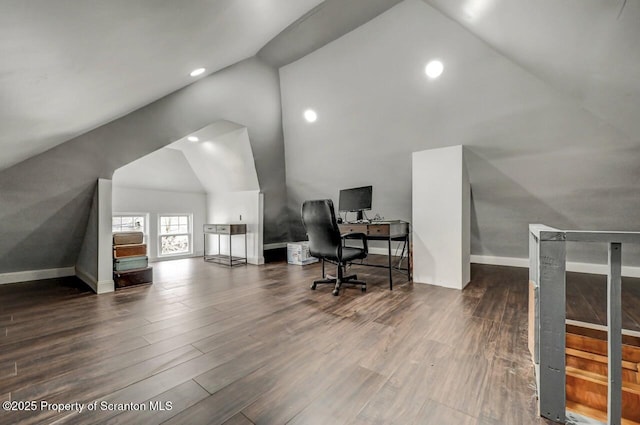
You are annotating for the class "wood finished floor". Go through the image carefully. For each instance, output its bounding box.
[1,257,639,425]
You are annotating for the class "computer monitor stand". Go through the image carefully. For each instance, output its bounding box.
[356,211,364,221]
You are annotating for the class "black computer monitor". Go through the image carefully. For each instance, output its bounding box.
[338,185,372,221]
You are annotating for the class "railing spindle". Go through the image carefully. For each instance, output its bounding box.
[607,242,622,425]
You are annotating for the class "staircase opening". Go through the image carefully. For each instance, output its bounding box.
[529,224,640,424]
[565,321,640,424]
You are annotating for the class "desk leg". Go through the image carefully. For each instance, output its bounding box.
[229,235,232,267]
[388,238,393,290]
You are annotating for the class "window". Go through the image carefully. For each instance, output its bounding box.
[112,215,146,233]
[159,215,192,256]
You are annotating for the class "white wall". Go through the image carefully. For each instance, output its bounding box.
[112,186,206,261]
[207,190,264,265]
[76,183,99,286]
[279,0,640,266]
[97,179,115,292]
[76,179,115,293]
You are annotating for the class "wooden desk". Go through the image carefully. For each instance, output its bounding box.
[338,221,410,290]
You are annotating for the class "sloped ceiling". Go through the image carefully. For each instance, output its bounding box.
[258,0,403,67]
[423,0,640,139]
[0,0,323,170]
[3,0,636,173]
[113,147,205,194]
[169,121,261,193]
[112,121,259,195]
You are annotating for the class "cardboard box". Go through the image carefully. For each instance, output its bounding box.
[287,242,319,265]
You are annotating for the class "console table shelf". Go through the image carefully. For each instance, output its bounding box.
[203,224,247,267]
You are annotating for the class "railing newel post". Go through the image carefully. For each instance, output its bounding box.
[538,230,566,423]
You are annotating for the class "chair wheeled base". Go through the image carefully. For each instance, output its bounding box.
[311,259,366,296]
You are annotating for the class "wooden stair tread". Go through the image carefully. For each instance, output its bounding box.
[566,347,639,371]
[566,366,640,395]
[567,333,640,363]
[564,323,640,423]
[567,400,640,425]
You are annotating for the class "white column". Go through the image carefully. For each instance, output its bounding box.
[411,145,470,289]
[97,178,115,293]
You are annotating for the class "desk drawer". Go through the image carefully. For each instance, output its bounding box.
[204,224,218,233]
[204,224,246,234]
[217,224,230,234]
[339,224,368,235]
[368,224,390,236]
[229,224,246,235]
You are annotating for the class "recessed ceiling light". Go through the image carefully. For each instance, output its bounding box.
[304,109,317,123]
[187,136,199,142]
[190,68,206,77]
[425,60,444,79]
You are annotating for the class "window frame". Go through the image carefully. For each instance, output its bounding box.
[112,213,148,237]
[157,213,193,258]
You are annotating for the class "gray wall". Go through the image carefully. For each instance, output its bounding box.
[0,56,289,274]
[280,0,640,264]
[75,184,99,283]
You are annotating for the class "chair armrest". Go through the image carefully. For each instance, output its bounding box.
[341,232,368,253]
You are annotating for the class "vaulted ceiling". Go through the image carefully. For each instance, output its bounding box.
[2,0,638,174]
[424,0,640,142]
[0,0,324,170]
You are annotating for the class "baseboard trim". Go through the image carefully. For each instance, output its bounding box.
[96,279,115,294]
[0,266,75,285]
[264,242,288,250]
[470,255,640,278]
[75,266,97,291]
[267,242,405,258]
[248,256,265,265]
[74,267,115,294]
[470,255,528,268]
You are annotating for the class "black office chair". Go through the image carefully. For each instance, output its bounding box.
[301,199,368,296]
